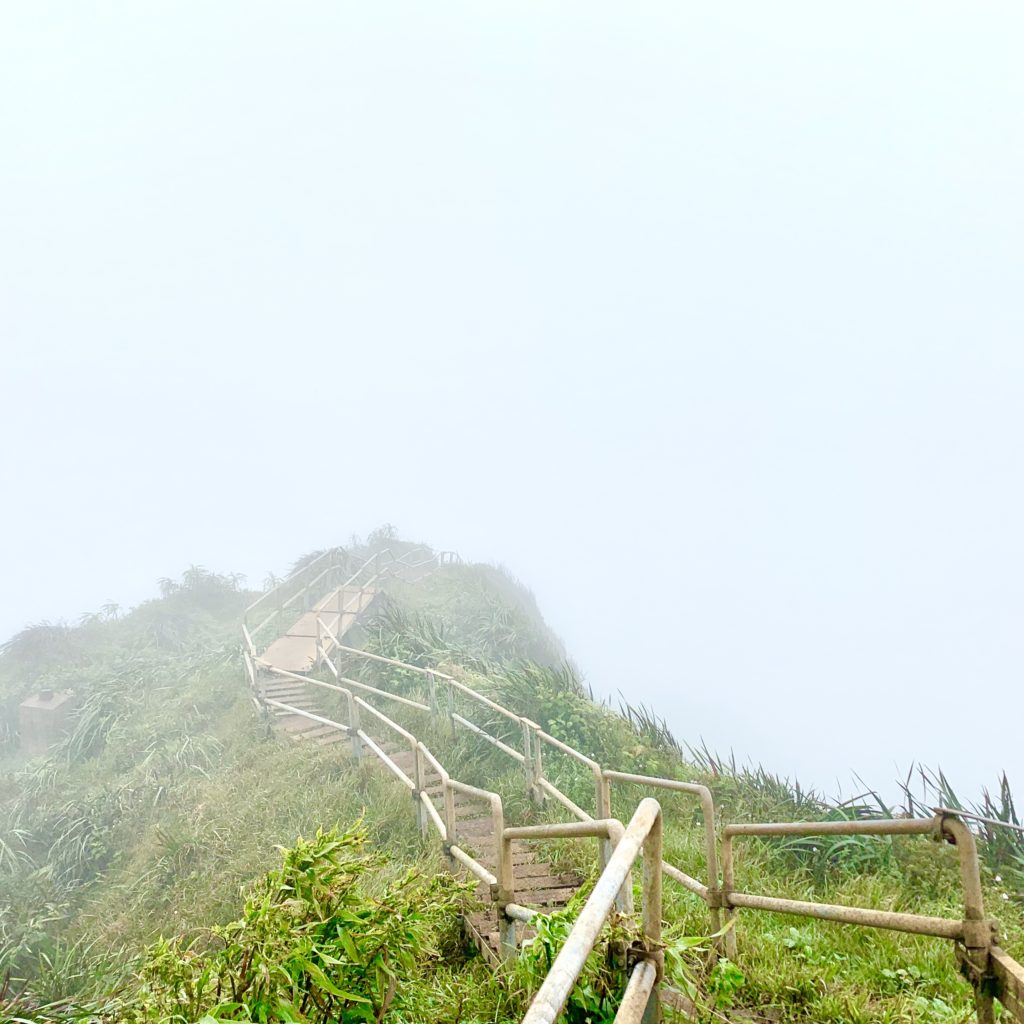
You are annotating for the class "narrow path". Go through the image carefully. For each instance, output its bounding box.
[388,744,584,963]
[257,594,585,964]
[260,584,376,674]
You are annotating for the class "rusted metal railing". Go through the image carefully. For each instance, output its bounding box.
[721,814,1005,1022]
[244,559,1024,1023]
[519,799,664,1024]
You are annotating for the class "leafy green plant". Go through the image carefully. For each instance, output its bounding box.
[706,957,745,1010]
[126,823,469,1023]
[514,906,623,1024]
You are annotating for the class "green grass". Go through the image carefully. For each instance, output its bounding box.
[1,540,1021,1023]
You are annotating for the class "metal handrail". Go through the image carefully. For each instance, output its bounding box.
[253,653,502,910]
[520,800,663,1024]
[244,547,340,619]
[245,571,1024,1022]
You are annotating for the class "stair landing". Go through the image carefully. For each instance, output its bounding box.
[259,585,376,673]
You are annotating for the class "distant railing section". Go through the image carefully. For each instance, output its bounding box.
[241,558,1024,1023]
[243,546,458,649]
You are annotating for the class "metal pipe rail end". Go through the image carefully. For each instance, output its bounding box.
[449,844,498,887]
[613,959,658,1024]
[504,819,620,842]
[719,810,1007,1019]
[603,769,721,934]
[505,902,540,924]
[521,798,664,1024]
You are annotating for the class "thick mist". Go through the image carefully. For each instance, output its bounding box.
[2,2,1022,801]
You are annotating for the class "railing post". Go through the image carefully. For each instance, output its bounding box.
[698,789,725,955]
[443,779,457,864]
[598,775,634,915]
[721,833,738,961]
[521,719,538,798]
[641,807,664,1024]
[413,743,428,837]
[428,672,439,719]
[595,768,612,870]
[446,680,456,737]
[942,815,996,1024]
[347,691,362,762]
[492,798,517,960]
[254,658,267,705]
[530,723,545,805]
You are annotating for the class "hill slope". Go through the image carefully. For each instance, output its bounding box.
[1,537,1022,1023]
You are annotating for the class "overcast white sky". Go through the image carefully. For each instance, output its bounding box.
[2,3,1022,802]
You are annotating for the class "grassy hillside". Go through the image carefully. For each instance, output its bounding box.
[1,538,1021,1023]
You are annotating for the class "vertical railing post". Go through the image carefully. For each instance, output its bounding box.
[347,691,362,762]
[595,768,611,870]
[721,834,738,961]
[443,779,457,861]
[428,672,439,720]
[599,776,634,915]
[492,797,516,960]
[528,722,545,805]
[446,681,456,737]
[943,815,996,1024]
[254,658,266,705]
[699,790,724,953]
[521,719,537,796]
[641,808,664,1024]
[413,743,428,837]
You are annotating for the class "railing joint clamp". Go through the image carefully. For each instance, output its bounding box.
[961,918,998,951]
[706,888,729,909]
[626,944,665,982]
[955,943,997,992]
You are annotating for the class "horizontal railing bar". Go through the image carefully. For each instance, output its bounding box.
[522,800,660,1024]
[242,623,256,655]
[935,807,1024,836]
[311,675,429,713]
[453,713,526,763]
[450,778,501,803]
[536,730,601,772]
[244,548,338,616]
[604,770,711,801]
[417,742,449,780]
[539,779,593,822]
[281,567,335,611]
[450,845,497,886]
[315,584,377,635]
[420,791,447,841]
[263,699,349,733]
[292,562,340,601]
[725,818,938,839]
[449,677,523,724]
[250,607,283,639]
[318,646,340,677]
[357,730,415,791]
[333,642,453,679]
[505,902,540,923]
[261,664,314,684]
[504,819,618,842]
[614,958,658,1024]
[727,892,963,939]
[338,674,431,712]
[662,861,709,900]
[316,613,343,650]
[354,696,416,745]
